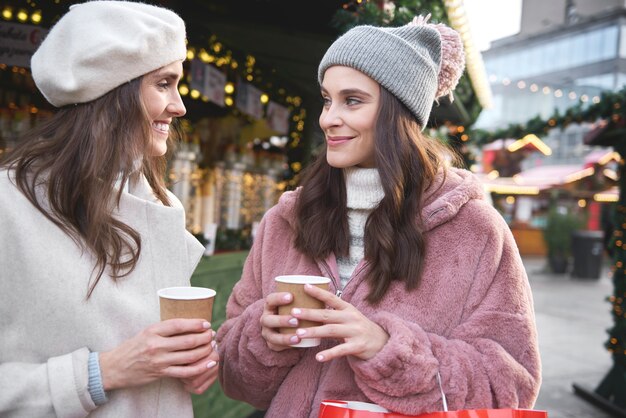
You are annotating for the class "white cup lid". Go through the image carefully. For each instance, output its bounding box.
[275,275,331,285]
[157,286,216,300]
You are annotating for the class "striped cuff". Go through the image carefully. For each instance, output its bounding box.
[87,351,108,406]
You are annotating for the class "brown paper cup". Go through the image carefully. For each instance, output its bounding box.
[158,286,216,322]
[275,275,331,348]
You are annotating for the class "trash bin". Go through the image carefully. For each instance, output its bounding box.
[571,230,604,279]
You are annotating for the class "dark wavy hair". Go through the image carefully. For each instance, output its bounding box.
[294,87,459,304]
[0,77,181,297]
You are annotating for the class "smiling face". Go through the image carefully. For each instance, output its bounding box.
[140,61,186,157]
[319,66,380,169]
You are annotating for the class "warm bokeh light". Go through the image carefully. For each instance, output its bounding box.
[16,9,27,22]
[178,84,189,96]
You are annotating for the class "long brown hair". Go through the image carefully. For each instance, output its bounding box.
[294,87,459,303]
[0,77,180,297]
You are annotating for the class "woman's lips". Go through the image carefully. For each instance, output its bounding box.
[327,136,352,145]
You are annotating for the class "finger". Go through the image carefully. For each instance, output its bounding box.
[165,351,218,379]
[313,343,355,363]
[163,329,214,352]
[260,312,300,330]
[290,306,346,325]
[183,366,219,394]
[183,373,218,395]
[264,292,293,311]
[303,284,350,310]
[163,342,214,369]
[262,326,301,350]
[180,363,215,387]
[208,343,220,361]
[182,350,219,376]
[293,323,351,341]
[181,361,219,394]
[195,371,219,394]
[154,319,211,337]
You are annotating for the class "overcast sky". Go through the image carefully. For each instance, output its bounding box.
[463,0,522,51]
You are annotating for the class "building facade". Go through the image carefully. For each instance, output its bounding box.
[472,0,624,256]
[476,0,626,138]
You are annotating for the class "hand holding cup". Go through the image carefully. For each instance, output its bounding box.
[156,286,219,394]
[274,275,331,348]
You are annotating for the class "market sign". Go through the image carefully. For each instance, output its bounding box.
[267,101,289,134]
[235,79,263,120]
[190,59,226,107]
[0,22,47,68]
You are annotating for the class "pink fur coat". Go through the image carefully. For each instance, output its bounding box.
[216,167,541,418]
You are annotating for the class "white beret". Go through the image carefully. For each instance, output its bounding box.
[31,1,187,107]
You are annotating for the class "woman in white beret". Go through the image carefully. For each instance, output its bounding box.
[0,1,218,417]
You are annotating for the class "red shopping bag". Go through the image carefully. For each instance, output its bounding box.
[318,400,548,418]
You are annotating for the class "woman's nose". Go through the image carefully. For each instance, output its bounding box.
[319,107,340,129]
[168,92,186,117]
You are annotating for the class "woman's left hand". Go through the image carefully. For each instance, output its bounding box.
[291,284,389,362]
[180,331,220,394]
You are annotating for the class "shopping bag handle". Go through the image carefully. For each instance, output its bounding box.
[436,372,448,412]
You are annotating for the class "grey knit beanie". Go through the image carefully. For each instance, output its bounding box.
[318,16,465,127]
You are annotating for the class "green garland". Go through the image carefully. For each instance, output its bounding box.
[593,138,626,409]
[469,85,626,145]
[331,0,446,30]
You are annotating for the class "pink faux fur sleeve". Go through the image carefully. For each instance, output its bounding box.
[347,200,541,413]
[216,210,303,409]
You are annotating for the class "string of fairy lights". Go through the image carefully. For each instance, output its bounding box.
[178,40,307,174]
[1,3,42,23]
[608,202,626,356]
[489,75,604,105]
[0,2,308,179]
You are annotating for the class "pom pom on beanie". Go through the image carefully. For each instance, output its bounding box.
[409,15,465,101]
[318,15,466,127]
[31,1,187,107]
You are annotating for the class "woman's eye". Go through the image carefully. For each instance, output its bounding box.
[157,81,170,89]
[321,97,331,106]
[346,97,360,105]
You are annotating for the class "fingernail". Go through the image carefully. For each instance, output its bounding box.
[202,321,211,329]
[296,328,306,336]
[316,354,324,362]
[305,284,313,289]
[212,330,217,337]
[283,293,292,302]
[292,308,302,315]
[211,340,217,349]
[290,335,299,343]
[207,361,217,369]
[288,317,298,326]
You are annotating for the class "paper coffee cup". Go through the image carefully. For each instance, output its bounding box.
[158,286,216,322]
[275,275,331,348]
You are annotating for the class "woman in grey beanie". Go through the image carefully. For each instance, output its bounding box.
[217,15,541,417]
[0,2,218,417]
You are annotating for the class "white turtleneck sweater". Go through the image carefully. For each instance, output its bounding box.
[336,167,385,288]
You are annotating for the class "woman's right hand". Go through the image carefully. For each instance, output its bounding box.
[99,319,215,391]
[259,291,301,351]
